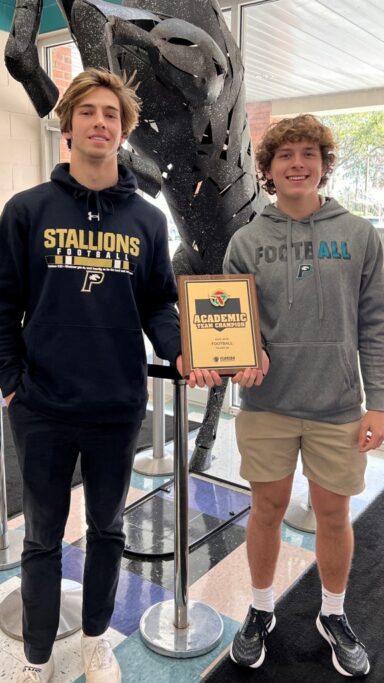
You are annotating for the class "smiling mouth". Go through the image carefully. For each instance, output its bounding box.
[89,136,109,142]
[287,175,308,181]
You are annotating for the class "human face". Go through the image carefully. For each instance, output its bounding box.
[64,87,126,161]
[266,139,325,207]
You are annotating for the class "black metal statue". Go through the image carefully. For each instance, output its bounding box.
[5,0,264,471]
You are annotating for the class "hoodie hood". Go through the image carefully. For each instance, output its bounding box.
[50,163,138,229]
[260,197,348,223]
[260,198,349,319]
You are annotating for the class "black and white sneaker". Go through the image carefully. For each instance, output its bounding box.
[230,605,276,668]
[316,612,370,677]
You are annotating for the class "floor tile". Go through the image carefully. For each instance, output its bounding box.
[159,476,251,521]
[121,522,247,592]
[189,540,314,623]
[73,617,239,683]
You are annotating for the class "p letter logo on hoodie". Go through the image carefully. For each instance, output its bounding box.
[81,271,105,293]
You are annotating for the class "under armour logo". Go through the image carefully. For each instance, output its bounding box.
[297,264,313,279]
[88,211,100,221]
[81,270,105,293]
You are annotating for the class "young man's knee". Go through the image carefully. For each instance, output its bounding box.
[251,489,290,527]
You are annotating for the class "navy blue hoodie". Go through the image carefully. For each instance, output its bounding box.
[0,163,181,423]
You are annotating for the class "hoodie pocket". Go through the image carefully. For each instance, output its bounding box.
[25,322,147,405]
[247,341,360,416]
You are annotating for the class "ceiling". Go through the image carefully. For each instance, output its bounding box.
[220,0,384,112]
[3,0,383,114]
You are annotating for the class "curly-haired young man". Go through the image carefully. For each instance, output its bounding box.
[224,114,384,678]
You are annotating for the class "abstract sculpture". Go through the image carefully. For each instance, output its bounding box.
[5,0,264,471]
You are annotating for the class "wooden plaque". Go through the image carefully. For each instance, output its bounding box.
[177,274,262,376]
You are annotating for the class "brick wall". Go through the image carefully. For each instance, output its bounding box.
[51,44,72,163]
[0,30,42,210]
[0,34,75,212]
[246,101,272,153]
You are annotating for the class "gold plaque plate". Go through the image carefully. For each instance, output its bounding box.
[177,274,262,376]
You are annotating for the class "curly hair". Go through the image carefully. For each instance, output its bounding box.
[55,68,141,149]
[256,114,337,195]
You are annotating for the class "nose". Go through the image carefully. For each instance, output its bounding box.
[291,154,304,167]
[94,111,106,128]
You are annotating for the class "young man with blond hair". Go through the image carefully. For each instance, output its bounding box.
[224,114,384,678]
[0,68,220,683]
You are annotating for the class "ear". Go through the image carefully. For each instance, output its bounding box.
[63,131,72,142]
[265,168,273,180]
[120,134,127,145]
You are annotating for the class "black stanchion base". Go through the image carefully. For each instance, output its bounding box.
[123,481,250,560]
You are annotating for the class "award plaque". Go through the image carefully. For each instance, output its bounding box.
[177,274,262,376]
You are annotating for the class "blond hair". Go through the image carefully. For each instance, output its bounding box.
[55,68,141,145]
[256,114,337,195]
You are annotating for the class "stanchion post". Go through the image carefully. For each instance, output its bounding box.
[173,378,189,629]
[0,405,24,570]
[0,407,9,551]
[0,406,83,639]
[139,372,223,657]
[284,485,316,533]
[133,353,174,476]
[152,353,166,459]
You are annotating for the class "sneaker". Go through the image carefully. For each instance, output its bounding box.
[230,605,276,668]
[17,656,54,683]
[81,634,121,683]
[316,612,370,677]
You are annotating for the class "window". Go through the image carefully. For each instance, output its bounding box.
[222,8,232,31]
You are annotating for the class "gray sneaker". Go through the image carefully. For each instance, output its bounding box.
[230,605,276,668]
[316,612,370,677]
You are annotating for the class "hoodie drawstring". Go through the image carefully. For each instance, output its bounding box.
[310,214,324,320]
[87,191,101,229]
[286,213,324,321]
[72,190,115,230]
[287,217,294,310]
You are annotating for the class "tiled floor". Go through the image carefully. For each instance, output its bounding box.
[1,406,383,682]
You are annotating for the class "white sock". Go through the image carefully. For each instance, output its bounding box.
[321,586,345,616]
[252,585,274,613]
[24,659,50,671]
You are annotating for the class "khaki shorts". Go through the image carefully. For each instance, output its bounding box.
[235,410,366,496]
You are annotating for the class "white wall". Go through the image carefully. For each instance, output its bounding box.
[0,30,42,211]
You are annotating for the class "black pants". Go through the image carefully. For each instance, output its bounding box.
[8,397,141,664]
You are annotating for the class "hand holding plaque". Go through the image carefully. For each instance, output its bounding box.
[177,274,262,376]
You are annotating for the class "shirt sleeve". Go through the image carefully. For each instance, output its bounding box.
[358,227,384,411]
[140,212,181,365]
[0,200,27,396]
